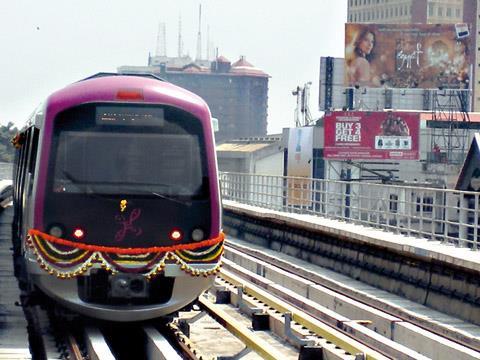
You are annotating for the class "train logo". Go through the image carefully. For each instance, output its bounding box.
[114,208,143,242]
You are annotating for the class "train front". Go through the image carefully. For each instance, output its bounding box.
[26,76,223,321]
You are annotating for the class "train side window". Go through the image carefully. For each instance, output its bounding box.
[18,130,31,184]
[27,127,39,176]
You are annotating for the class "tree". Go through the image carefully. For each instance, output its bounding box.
[0,122,19,162]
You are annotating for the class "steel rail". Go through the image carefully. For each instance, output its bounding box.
[166,322,201,360]
[224,239,480,355]
[197,295,287,360]
[218,269,389,360]
[66,333,84,360]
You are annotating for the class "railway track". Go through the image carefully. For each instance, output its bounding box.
[25,276,383,359]
[21,239,480,359]
[28,304,182,360]
[223,239,480,360]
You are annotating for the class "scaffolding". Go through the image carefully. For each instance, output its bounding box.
[429,89,471,165]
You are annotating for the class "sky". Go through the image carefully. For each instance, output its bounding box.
[0,1,347,134]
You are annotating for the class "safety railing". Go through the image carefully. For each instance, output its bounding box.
[219,172,480,250]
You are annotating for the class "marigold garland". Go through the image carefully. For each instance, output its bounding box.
[26,230,224,280]
[28,229,224,254]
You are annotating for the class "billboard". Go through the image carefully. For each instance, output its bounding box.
[287,127,313,206]
[324,111,420,160]
[345,23,471,89]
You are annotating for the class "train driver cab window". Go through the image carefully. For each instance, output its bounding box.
[49,104,208,199]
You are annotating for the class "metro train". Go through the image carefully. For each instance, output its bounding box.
[12,73,223,321]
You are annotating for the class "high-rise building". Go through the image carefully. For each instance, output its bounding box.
[348,0,465,24]
[475,3,480,111]
[347,0,479,110]
[118,55,269,143]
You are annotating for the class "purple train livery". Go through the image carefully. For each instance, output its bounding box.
[12,73,223,321]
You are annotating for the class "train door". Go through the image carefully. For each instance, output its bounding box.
[12,126,39,287]
[22,127,39,235]
[12,126,39,245]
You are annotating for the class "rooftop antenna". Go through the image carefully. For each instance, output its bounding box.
[206,25,210,60]
[292,82,313,127]
[196,4,202,61]
[155,22,167,57]
[177,14,184,57]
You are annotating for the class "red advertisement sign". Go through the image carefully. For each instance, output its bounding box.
[324,111,419,160]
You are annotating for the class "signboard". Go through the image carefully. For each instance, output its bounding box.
[287,127,313,206]
[345,23,471,89]
[324,111,420,160]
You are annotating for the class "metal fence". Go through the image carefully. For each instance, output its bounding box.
[219,172,480,250]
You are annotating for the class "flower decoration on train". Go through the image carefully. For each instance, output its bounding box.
[11,133,26,149]
[27,229,224,279]
[120,199,127,212]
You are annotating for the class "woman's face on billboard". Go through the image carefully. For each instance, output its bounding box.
[359,32,375,55]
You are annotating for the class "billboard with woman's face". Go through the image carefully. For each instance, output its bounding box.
[345,23,471,89]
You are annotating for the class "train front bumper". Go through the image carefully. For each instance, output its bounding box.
[27,260,216,321]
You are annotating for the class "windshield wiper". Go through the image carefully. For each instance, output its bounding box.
[60,173,192,205]
[151,192,191,206]
[113,185,192,206]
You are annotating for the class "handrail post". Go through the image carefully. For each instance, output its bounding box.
[458,194,467,247]
[474,193,478,251]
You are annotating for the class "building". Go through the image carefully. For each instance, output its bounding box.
[476,4,480,114]
[216,135,283,175]
[284,112,480,189]
[118,55,269,143]
[346,0,479,110]
[347,0,466,24]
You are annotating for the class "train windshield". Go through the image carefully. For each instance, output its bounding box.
[50,104,208,198]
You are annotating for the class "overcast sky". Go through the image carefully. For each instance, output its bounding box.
[0,1,347,134]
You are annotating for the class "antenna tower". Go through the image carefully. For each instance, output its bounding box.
[206,25,210,60]
[178,15,184,57]
[196,4,202,61]
[292,82,313,127]
[155,22,167,57]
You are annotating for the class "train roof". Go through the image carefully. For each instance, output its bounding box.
[79,72,166,82]
[42,73,211,127]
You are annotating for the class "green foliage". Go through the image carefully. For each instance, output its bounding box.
[0,122,19,163]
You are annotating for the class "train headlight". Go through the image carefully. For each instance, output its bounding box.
[48,225,64,238]
[191,228,205,241]
[73,228,86,240]
[169,229,183,241]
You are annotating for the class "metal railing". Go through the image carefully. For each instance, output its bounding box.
[219,172,480,250]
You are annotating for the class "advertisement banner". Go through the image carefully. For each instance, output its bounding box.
[287,127,313,206]
[324,111,420,160]
[345,23,471,89]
